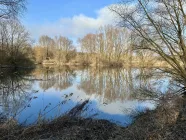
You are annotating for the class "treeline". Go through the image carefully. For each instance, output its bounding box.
[34,25,131,66]
[78,25,130,66]
[34,25,156,67]
[34,35,76,64]
[0,21,156,68]
[0,0,160,68]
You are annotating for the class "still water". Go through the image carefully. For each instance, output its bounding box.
[0,66,178,126]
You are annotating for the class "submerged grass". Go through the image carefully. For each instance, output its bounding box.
[1,95,186,140]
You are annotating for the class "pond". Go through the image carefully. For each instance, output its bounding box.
[0,66,179,126]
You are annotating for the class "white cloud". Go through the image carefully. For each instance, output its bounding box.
[26,5,117,42]
[42,85,156,116]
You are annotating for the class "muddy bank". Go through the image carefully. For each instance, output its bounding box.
[1,94,186,140]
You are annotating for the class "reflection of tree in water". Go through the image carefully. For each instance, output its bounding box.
[30,66,175,103]
[33,66,76,91]
[54,68,75,90]
[0,68,33,117]
[39,68,56,91]
[78,67,168,103]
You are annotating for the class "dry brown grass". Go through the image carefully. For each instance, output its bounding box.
[121,94,186,140]
[1,94,186,140]
[0,100,125,140]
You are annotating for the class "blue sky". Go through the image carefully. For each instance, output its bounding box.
[22,0,118,42]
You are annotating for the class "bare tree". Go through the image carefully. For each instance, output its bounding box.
[78,33,97,63]
[56,36,74,63]
[0,20,7,63]
[0,19,32,65]
[0,0,26,19]
[78,25,129,65]
[37,35,75,64]
[110,0,186,85]
[39,35,55,59]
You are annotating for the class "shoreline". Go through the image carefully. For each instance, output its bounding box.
[0,65,35,69]
[0,60,169,70]
[1,94,186,140]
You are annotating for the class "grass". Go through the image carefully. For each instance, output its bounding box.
[1,94,186,140]
[0,100,125,140]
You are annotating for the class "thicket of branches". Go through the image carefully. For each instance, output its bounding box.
[0,0,26,19]
[110,0,186,85]
[34,35,76,64]
[0,20,34,66]
[78,25,130,64]
[0,0,34,66]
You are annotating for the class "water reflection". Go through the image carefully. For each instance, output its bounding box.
[32,67,76,91]
[0,66,178,126]
[0,68,33,118]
